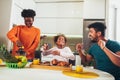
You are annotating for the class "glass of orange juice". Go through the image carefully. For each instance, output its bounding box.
[33,58,40,65]
[76,65,83,73]
[0,59,3,64]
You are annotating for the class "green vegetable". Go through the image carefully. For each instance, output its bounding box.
[0,44,19,63]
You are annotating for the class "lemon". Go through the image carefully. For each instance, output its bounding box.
[15,56,19,59]
[17,62,22,67]
[0,59,3,64]
[21,57,27,62]
[18,56,24,59]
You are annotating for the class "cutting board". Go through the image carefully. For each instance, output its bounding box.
[62,70,99,78]
[0,63,6,67]
[30,64,71,71]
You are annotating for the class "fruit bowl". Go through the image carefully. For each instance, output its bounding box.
[6,62,27,68]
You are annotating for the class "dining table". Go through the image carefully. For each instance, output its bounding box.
[0,62,115,80]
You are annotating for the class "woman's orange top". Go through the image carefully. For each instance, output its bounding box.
[7,25,40,60]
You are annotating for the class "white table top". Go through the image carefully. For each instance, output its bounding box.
[0,64,115,80]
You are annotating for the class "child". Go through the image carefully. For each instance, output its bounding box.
[41,34,75,66]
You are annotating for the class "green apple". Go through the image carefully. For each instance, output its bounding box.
[21,57,27,62]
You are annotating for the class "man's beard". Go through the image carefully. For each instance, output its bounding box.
[91,40,97,43]
[89,36,98,43]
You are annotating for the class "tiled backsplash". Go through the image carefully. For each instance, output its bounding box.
[38,36,82,52]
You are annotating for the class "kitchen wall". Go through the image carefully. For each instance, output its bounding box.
[116,7,120,41]
[38,36,82,52]
[1,0,120,51]
[0,0,12,48]
[11,0,35,26]
[0,0,35,50]
[107,0,120,41]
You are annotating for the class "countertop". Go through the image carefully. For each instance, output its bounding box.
[0,63,115,80]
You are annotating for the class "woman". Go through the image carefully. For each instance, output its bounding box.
[7,9,40,62]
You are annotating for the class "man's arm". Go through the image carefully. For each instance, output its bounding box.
[76,43,93,65]
[98,40,120,67]
[103,47,120,67]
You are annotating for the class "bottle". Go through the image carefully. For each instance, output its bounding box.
[75,55,81,66]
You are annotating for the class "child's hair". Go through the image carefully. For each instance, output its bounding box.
[54,34,67,44]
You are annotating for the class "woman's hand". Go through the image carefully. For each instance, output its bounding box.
[16,40,23,47]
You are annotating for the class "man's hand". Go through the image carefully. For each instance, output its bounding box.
[76,43,83,52]
[98,40,106,50]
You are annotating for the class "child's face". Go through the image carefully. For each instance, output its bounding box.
[56,36,65,46]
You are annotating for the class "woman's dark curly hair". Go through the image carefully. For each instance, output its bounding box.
[54,34,67,44]
[21,9,36,18]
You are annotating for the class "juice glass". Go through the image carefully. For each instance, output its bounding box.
[33,58,40,65]
[76,65,83,73]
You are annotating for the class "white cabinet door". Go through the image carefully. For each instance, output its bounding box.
[83,0,106,19]
[35,2,83,36]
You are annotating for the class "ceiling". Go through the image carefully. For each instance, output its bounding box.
[34,0,84,3]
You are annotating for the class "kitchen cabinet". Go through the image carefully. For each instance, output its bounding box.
[35,18,83,36]
[11,0,35,25]
[83,0,106,19]
[34,2,83,36]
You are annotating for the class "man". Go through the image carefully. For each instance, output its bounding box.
[76,22,120,80]
[7,9,40,62]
